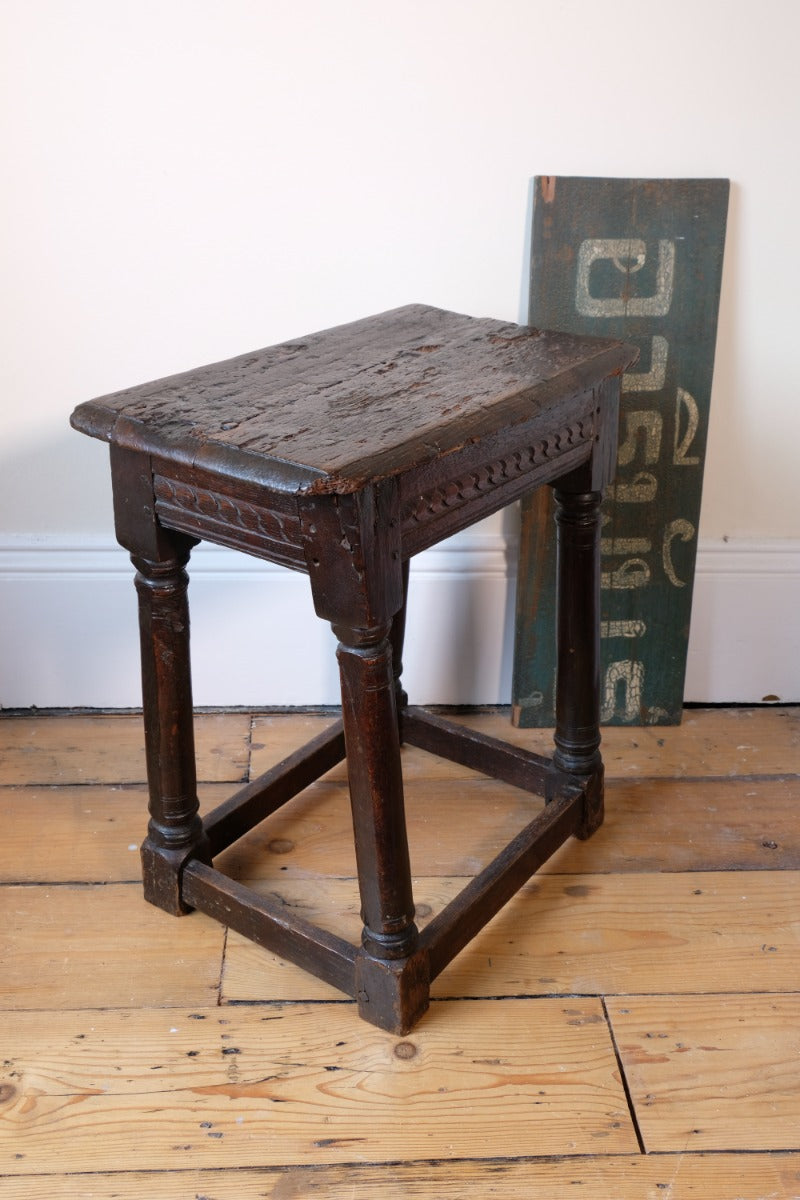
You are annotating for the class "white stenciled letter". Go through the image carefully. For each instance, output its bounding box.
[623,336,669,392]
[617,410,663,467]
[601,660,645,722]
[601,558,651,590]
[662,519,696,587]
[600,619,647,639]
[674,387,701,466]
[613,471,658,504]
[576,239,676,318]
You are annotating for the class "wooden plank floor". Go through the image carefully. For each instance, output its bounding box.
[1,706,799,1197]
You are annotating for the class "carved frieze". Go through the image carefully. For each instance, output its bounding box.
[403,416,594,532]
[153,475,305,568]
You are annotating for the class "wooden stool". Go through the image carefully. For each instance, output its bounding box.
[71,304,636,1034]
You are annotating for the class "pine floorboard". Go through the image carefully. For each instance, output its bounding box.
[6,1155,800,1199]
[1,706,799,1197]
[220,870,800,1002]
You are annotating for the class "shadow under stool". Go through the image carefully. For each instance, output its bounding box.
[71,304,637,1034]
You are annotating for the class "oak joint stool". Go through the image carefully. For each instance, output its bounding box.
[71,304,637,1035]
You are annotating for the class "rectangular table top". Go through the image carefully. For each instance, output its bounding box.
[71,304,635,496]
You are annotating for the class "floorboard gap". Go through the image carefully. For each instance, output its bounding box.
[602,995,647,1155]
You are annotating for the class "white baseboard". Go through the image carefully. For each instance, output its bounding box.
[0,533,797,709]
[684,539,800,705]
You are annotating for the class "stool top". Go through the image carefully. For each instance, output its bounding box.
[71,304,636,495]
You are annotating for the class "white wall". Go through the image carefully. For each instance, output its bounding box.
[1,1,798,708]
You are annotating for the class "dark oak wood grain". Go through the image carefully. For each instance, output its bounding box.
[403,707,553,793]
[71,305,633,497]
[203,720,346,856]
[182,860,356,996]
[421,791,581,980]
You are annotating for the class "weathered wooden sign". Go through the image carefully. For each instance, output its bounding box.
[512,177,729,726]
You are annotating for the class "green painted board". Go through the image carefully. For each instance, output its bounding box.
[512,177,729,726]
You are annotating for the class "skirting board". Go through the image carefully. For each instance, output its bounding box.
[0,533,797,711]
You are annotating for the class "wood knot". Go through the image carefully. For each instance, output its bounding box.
[267,839,295,855]
[394,1042,417,1061]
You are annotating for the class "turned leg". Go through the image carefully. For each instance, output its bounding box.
[334,618,429,1033]
[549,486,605,839]
[109,446,210,912]
[133,544,211,913]
[302,483,428,1031]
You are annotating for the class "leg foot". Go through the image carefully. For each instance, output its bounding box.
[575,764,604,840]
[355,946,430,1035]
[140,835,207,916]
